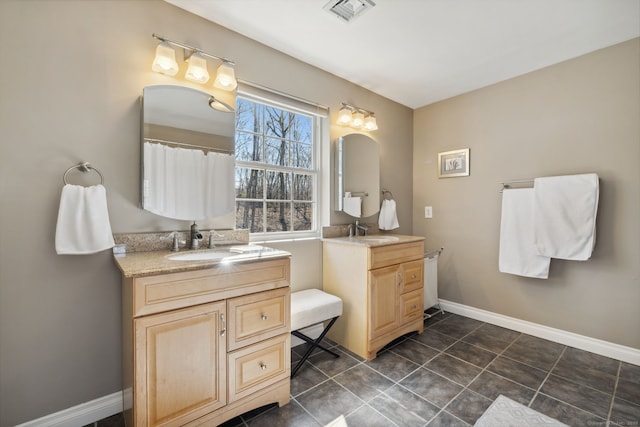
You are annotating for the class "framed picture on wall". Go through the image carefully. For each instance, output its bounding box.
[438,148,470,178]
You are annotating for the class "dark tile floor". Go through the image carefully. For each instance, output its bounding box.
[90,310,640,427]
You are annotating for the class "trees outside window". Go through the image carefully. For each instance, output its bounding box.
[235,97,317,236]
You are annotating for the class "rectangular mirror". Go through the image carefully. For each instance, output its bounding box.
[141,85,236,221]
[335,134,380,218]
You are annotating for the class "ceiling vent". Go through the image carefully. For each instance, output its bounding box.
[323,0,376,23]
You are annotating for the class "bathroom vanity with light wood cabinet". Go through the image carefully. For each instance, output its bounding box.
[322,235,425,360]
[114,250,291,427]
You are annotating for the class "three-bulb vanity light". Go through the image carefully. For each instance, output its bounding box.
[151,33,237,112]
[336,103,378,131]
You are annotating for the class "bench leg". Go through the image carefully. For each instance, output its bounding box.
[291,316,339,378]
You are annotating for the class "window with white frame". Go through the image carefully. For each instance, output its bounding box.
[234,84,327,240]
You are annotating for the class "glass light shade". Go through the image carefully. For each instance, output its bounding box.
[213,62,238,90]
[364,114,378,131]
[351,111,365,128]
[337,107,353,126]
[185,53,210,84]
[151,42,179,76]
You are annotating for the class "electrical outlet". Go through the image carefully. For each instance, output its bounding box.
[425,206,433,218]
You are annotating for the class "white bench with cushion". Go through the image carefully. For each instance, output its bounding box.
[290,289,343,377]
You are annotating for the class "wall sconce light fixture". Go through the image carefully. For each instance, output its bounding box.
[151,33,238,111]
[336,102,378,131]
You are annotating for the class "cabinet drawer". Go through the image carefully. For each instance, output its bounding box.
[132,258,290,317]
[400,289,423,325]
[227,287,290,351]
[400,259,423,294]
[369,241,423,270]
[228,335,290,402]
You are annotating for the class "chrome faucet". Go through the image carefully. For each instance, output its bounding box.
[190,222,203,249]
[355,220,368,237]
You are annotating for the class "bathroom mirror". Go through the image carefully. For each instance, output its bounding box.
[335,134,380,218]
[141,85,236,220]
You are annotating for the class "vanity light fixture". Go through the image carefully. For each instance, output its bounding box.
[336,102,378,131]
[151,41,179,76]
[184,52,210,84]
[151,33,238,93]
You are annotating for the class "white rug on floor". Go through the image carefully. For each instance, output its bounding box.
[474,395,569,427]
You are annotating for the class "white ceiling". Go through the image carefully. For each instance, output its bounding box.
[165,0,640,109]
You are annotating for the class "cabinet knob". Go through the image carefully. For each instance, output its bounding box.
[261,314,268,321]
[411,274,417,280]
[260,363,267,371]
[412,304,417,310]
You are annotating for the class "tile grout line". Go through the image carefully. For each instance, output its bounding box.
[606,361,622,427]
[420,319,492,425]
[530,345,567,408]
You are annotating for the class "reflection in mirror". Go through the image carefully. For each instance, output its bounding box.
[141,85,236,220]
[335,134,380,218]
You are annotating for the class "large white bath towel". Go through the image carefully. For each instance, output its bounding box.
[55,184,115,255]
[499,189,550,279]
[378,199,400,230]
[533,173,599,260]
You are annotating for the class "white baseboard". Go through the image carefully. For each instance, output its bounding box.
[439,299,640,366]
[15,391,123,427]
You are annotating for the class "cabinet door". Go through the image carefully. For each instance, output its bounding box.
[135,301,227,427]
[369,265,399,339]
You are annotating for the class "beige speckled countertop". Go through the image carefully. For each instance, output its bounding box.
[322,234,425,247]
[113,245,291,278]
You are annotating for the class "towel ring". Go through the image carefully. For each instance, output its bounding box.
[63,162,104,185]
[382,189,393,200]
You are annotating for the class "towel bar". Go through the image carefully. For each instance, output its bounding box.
[63,162,104,185]
[500,179,534,193]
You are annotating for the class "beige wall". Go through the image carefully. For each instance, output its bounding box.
[0,1,412,425]
[413,38,640,349]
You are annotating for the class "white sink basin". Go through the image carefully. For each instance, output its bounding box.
[166,251,233,261]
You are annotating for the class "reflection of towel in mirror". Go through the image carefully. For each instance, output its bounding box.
[343,196,361,218]
[55,184,115,255]
[378,199,399,230]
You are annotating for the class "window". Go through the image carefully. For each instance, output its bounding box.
[234,85,326,240]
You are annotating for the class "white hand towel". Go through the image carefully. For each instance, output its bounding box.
[533,173,599,260]
[499,189,550,279]
[343,196,362,218]
[55,184,115,255]
[378,199,400,231]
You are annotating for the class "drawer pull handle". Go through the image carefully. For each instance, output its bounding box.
[412,304,417,310]
[261,314,268,321]
[260,363,267,371]
[411,274,417,279]
[220,314,226,337]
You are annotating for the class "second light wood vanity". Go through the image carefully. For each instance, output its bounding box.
[114,247,291,427]
[322,235,425,360]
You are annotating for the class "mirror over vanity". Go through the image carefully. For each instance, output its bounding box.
[335,134,380,218]
[141,85,236,221]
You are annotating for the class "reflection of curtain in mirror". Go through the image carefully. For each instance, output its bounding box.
[143,142,235,220]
